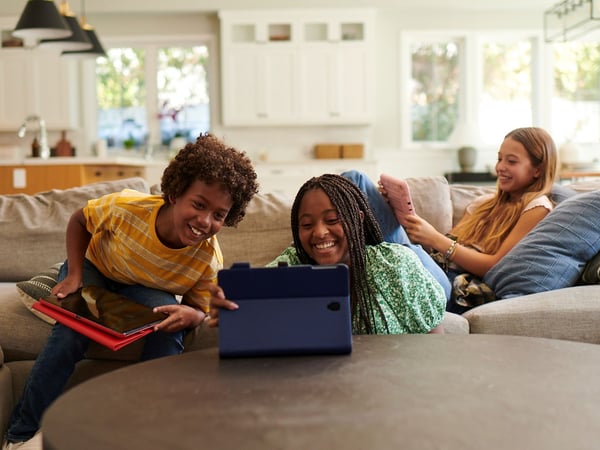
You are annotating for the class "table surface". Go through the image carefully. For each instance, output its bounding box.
[42,334,600,450]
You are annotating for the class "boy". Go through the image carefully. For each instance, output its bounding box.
[3,133,258,450]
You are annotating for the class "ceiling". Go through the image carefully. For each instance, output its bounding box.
[0,0,557,16]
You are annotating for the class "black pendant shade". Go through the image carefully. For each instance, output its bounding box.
[13,0,72,41]
[38,13,92,51]
[13,0,105,57]
[62,26,106,58]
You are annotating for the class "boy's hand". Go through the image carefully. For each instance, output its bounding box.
[153,304,206,332]
[206,286,238,328]
[51,277,82,299]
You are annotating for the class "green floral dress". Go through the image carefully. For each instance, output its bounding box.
[268,242,446,334]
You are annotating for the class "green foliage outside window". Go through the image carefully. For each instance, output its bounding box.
[96,48,146,109]
[554,42,600,101]
[411,42,459,142]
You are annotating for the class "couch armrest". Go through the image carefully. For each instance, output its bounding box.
[463,285,600,344]
[0,346,13,441]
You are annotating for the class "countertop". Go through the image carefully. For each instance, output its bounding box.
[0,156,169,167]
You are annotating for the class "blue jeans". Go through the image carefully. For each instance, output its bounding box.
[5,259,183,443]
[342,170,452,300]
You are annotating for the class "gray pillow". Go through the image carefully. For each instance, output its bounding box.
[580,251,600,284]
[16,263,62,324]
[550,182,577,204]
[484,190,600,298]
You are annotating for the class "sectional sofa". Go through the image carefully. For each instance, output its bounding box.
[2,174,600,439]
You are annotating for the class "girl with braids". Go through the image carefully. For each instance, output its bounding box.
[351,127,558,314]
[209,174,446,335]
[3,133,258,449]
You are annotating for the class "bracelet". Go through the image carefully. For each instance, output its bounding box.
[444,240,458,263]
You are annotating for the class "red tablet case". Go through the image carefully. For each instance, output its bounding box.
[32,288,164,351]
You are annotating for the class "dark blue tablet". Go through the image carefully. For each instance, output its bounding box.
[218,263,352,358]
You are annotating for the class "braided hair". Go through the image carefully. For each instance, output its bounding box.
[290,174,389,333]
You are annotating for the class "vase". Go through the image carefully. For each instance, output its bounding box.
[457,146,477,172]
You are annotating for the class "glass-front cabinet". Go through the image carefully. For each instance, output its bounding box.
[219,9,375,126]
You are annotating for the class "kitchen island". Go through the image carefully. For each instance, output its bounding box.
[0,157,168,194]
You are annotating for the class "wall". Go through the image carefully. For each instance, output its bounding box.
[1,5,545,179]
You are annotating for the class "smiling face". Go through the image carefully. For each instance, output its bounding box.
[158,179,232,248]
[297,188,350,266]
[495,137,541,200]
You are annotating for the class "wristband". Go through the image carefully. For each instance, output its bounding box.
[444,240,458,262]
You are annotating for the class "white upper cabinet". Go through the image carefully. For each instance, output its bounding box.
[219,9,375,126]
[0,47,78,131]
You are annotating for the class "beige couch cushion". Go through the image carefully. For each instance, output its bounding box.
[0,178,150,282]
[218,191,293,268]
[406,176,453,234]
[449,184,495,228]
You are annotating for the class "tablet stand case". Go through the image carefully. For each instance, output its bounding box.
[218,263,352,358]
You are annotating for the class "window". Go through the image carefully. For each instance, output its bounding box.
[409,40,459,142]
[402,32,600,151]
[404,32,537,148]
[552,42,600,145]
[479,38,533,145]
[95,38,211,154]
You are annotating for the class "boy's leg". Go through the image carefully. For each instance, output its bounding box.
[5,325,89,443]
[5,259,112,443]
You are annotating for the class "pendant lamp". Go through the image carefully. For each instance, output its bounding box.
[12,0,72,41]
[38,1,92,51]
[62,0,106,59]
[62,25,106,58]
[62,0,106,58]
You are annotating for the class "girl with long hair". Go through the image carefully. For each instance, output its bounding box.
[381,127,558,312]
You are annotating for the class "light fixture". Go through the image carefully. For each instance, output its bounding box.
[38,1,92,51]
[62,26,106,58]
[62,0,106,58]
[12,0,72,42]
[544,0,600,42]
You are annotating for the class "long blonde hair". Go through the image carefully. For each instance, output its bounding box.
[451,127,557,254]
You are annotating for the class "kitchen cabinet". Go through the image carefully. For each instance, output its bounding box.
[0,162,146,195]
[0,48,78,131]
[223,45,298,125]
[299,42,372,123]
[219,9,375,126]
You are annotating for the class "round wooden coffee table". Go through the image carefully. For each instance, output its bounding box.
[42,334,600,449]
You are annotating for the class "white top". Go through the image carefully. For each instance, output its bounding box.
[466,193,553,216]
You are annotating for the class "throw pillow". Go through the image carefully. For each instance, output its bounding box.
[484,190,600,298]
[15,263,62,325]
[550,182,577,204]
[580,251,600,284]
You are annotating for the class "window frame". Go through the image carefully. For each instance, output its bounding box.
[81,33,217,154]
[398,30,551,150]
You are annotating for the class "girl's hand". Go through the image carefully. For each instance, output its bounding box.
[153,304,206,332]
[402,214,442,248]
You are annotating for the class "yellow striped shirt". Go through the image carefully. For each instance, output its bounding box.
[83,189,222,311]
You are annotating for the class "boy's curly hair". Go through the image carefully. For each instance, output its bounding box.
[160,133,258,227]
